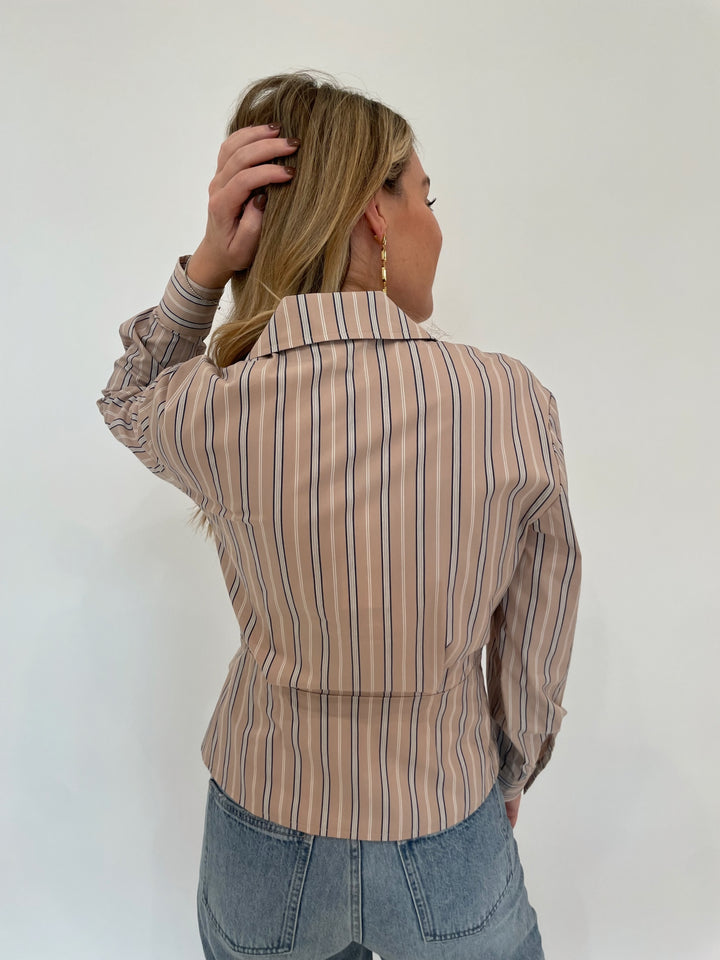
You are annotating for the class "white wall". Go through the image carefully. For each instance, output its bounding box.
[2,1,719,957]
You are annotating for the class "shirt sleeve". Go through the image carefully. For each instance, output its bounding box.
[96,256,226,500]
[486,392,582,801]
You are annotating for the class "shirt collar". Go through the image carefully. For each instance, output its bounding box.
[246,289,437,360]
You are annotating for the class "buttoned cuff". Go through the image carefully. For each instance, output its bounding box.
[154,255,226,341]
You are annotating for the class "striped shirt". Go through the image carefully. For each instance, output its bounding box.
[98,255,582,841]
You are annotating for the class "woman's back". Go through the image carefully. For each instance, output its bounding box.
[100,264,580,841]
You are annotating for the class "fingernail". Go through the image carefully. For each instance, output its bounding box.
[287,137,301,147]
[253,193,267,210]
[283,166,295,176]
[268,122,281,130]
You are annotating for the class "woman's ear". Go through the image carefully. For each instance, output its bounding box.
[361,194,387,241]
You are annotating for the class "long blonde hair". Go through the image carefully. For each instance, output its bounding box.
[207,71,415,367]
[192,72,415,536]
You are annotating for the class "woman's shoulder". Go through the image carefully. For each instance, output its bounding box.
[425,330,553,401]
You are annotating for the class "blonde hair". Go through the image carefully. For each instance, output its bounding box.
[192,72,415,536]
[207,71,416,367]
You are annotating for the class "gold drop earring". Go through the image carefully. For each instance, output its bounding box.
[374,233,388,294]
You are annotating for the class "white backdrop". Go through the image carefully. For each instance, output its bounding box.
[2,1,719,958]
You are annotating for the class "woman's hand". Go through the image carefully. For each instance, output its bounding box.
[186,124,300,289]
[505,794,521,828]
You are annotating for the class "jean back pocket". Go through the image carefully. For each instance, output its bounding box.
[200,779,314,955]
[396,781,517,942]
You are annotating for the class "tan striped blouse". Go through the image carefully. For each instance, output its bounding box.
[98,256,582,841]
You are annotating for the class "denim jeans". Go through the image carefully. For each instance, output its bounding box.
[197,776,544,960]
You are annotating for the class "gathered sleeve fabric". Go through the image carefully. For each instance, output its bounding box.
[96,256,226,503]
[486,392,582,801]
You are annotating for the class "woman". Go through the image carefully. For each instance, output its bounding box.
[98,71,581,960]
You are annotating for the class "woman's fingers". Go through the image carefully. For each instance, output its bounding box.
[215,123,282,172]
[504,795,521,828]
[208,161,295,226]
[222,193,267,262]
[191,124,299,281]
[214,131,299,190]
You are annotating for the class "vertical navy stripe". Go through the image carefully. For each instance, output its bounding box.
[100,267,581,841]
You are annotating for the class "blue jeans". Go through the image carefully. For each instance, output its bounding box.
[197,777,544,959]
